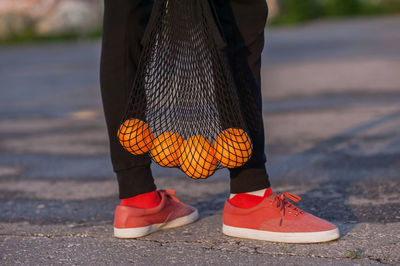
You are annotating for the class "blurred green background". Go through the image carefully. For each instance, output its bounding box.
[0,0,399,44]
[270,0,400,25]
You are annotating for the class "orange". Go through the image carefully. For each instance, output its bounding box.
[178,135,218,179]
[214,128,252,168]
[117,118,154,155]
[150,132,183,167]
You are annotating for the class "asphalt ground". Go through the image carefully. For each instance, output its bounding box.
[0,15,400,265]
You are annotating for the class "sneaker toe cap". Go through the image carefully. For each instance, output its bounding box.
[297,213,338,232]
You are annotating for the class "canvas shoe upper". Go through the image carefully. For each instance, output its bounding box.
[114,189,199,238]
[222,191,339,243]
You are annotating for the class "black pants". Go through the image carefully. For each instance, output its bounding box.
[100,0,270,199]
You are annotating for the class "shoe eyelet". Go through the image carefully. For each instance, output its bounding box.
[269,201,273,204]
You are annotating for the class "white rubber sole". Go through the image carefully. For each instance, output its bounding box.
[222,224,340,243]
[114,209,199,239]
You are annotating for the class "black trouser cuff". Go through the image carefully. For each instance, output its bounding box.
[116,165,156,199]
[229,166,270,193]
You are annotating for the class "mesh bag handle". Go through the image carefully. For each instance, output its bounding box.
[141,0,227,50]
[118,0,253,179]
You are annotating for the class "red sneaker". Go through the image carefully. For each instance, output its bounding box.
[222,192,339,243]
[114,190,199,238]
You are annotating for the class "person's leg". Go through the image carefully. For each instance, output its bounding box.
[212,0,270,193]
[215,1,340,243]
[100,0,199,238]
[100,0,156,199]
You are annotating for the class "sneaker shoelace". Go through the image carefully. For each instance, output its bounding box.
[160,189,182,203]
[272,192,304,226]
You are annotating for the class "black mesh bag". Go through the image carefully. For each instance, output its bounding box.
[118,0,253,179]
